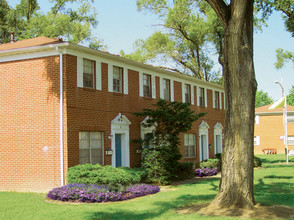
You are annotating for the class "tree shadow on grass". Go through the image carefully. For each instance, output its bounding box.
[254,178,294,207]
[86,192,216,220]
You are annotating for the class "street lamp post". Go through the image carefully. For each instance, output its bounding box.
[275,79,288,165]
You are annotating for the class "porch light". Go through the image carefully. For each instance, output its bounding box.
[105,148,113,156]
[108,133,114,140]
[136,148,142,154]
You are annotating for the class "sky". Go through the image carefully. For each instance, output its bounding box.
[8,0,294,101]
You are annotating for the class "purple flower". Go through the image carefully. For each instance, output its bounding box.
[47,183,160,203]
[195,168,218,177]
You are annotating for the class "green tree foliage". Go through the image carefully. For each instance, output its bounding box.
[120,0,224,81]
[255,0,294,69]
[255,90,274,108]
[133,99,205,185]
[287,85,294,106]
[0,0,104,48]
[275,48,294,69]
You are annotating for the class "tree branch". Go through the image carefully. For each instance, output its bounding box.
[205,0,230,26]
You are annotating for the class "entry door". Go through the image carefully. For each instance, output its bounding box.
[200,134,208,161]
[115,134,122,167]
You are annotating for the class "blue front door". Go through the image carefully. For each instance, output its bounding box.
[115,134,122,167]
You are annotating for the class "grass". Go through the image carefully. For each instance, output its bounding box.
[1,155,294,220]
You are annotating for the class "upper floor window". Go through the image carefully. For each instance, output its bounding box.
[185,84,191,103]
[143,74,152,97]
[113,66,123,93]
[79,131,103,165]
[199,87,205,106]
[83,58,95,89]
[287,115,294,123]
[163,79,170,101]
[214,91,220,109]
[184,134,196,157]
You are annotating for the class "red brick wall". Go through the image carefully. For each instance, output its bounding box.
[0,53,225,192]
[0,56,61,192]
[64,54,225,169]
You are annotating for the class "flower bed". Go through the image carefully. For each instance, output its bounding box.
[47,183,160,203]
[195,168,218,177]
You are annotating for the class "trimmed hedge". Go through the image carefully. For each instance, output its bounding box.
[174,162,195,180]
[67,164,147,186]
[200,159,218,169]
[254,156,262,167]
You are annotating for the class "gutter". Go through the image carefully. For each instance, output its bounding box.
[56,46,64,186]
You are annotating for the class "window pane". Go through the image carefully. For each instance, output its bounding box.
[163,79,170,100]
[91,148,102,164]
[83,59,94,88]
[113,66,122,93]
[185,84,190,103]
[184,146,189,157]
[79,149,90,164]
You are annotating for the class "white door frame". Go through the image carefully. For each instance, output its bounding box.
[199,120,209,161]
[214,122,223,154]
[111,113,131,167]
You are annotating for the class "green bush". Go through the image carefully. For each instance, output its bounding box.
[174,162,195,180]
[215,153,222,171]
[67,164,147,186]
[254,156,262,167]
[200,159,218,169]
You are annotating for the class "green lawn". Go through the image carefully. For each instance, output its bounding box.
[1,155,293,220]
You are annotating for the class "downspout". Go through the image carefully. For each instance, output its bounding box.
[56,46,64,186]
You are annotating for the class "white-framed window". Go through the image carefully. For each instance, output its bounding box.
[287,115,294,123]
[255,115,260,124]
[254,136,260,146]
[83,58,95,89]
[199,87,205,107]
[143,73,152,97]
[163,78,170,101]
[214,91,220,109]
[184,84,191,103]
[113,66,123,93]
[288,136,294,145]
[184,134,196,158]
[79,131,103,165]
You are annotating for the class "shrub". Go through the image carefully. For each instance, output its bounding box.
[67,164,147,186]
[174,162,195,180]
[195,168,218,177]
[47,183,160,203]
[254,156,262,167]
[215,153,222,171]
[200,159,218,169]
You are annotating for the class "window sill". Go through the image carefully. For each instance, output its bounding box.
[184,156,196,159]
[112,92,124,96]
[79,87,96,92]
[143,97,153,100]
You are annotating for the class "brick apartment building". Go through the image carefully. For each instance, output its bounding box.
[0,37,225,192]
[254,104,294,154]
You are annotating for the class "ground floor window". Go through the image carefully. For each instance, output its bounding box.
[79,131,103,165]
[184,134,196,158]
[288,136,294,145]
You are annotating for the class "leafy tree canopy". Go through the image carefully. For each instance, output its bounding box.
[120,0,224,82]
[255,90,273,108]
[287,85,294,106]
[255,0,294,69]
[0,0,105,49]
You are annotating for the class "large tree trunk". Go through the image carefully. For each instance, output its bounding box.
[206,0,257,208]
